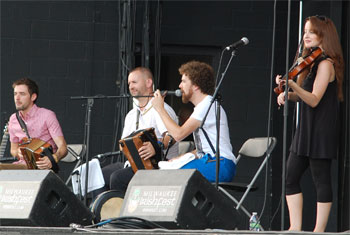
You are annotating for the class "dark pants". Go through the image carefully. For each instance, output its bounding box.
[109,166,134,197]
[92,162,134,199]
[286,152,333,202]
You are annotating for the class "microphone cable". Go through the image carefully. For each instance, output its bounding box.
[112,0,136,153]
[214,46,229,87]
[280,0,293,230]
[84,216,166,229]
[154,0,162,90]
[256,0,278,230]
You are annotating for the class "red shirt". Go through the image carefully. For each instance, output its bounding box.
[9,104,64,153]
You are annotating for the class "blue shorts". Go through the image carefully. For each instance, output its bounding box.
[180,153,236,182]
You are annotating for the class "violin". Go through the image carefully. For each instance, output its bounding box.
[274,47,323,95]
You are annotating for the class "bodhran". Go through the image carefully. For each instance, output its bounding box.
[90,190,124,223]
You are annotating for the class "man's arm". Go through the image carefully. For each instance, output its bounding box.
[41,111,67,168]
[152,91,200,142]
[52,136,68,162]
[36,136,67,170]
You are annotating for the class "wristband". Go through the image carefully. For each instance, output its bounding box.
[43,149,59,173]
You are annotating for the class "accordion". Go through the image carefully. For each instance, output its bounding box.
[119,128,161,173]
[19,138,53,169]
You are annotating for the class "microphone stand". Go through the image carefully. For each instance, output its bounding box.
[71,94,129,206]
[200,48,237,189]
[281,0,292,229]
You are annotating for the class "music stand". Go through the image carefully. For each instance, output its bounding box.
[71,94,129,206]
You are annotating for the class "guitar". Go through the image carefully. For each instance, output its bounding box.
[0,122,16,162]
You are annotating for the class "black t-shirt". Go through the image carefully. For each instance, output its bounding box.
[290,55,339,159]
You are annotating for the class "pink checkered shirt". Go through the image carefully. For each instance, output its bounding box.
[9,104,64,153]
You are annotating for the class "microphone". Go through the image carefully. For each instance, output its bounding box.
[161,89,182,97]
[95,151,121,159]
[225,37,249,50]
[132,89,182,98]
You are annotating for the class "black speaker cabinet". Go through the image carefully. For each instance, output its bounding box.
[120,169,238,229]
[0,170,93,227]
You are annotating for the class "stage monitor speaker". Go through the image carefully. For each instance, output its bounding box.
[0,170,93,227]
[120,169,238,229]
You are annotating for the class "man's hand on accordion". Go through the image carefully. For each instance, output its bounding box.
[36,156,52,170]
[138,141,156,160]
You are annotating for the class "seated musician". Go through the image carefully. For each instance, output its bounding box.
[152,61,237,182]
[8,78,67,171]
[94,67,179,198]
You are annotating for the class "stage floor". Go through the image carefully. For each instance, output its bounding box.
[0,226,347,235]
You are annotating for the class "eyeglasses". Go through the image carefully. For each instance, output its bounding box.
[315,15,327,21]
[306,15,328,22]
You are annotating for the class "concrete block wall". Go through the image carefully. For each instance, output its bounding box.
[1,1,120,154]
[0,0,300,230]
[0,0,345,231]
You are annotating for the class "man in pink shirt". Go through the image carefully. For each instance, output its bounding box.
[8,78,67,171]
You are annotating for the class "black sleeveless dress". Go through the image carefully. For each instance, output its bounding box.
[290,55,339,159]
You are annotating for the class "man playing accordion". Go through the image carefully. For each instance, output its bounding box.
[8,78,67,172]
[94,67,179,198]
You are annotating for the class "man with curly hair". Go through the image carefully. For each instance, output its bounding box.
[152,61,236,182]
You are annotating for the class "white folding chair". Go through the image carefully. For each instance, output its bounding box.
[61,144,86,185]
[218,137,277,219]
[178,141,195,155]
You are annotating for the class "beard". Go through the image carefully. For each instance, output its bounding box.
[181,89,192,104]
[15,103,26,111]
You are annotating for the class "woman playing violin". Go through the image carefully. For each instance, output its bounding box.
[276,15,344,232]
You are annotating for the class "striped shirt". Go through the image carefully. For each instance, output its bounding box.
[8,104,64,152]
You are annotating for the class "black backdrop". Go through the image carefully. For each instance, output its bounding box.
[0,0,349,232]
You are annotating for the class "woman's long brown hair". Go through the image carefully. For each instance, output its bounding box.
[296,15,344,101]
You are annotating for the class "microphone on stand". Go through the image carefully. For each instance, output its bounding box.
[225,37,249,50]
[95,151,121,159]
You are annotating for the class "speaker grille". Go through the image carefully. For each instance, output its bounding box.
[0,170,93,227]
